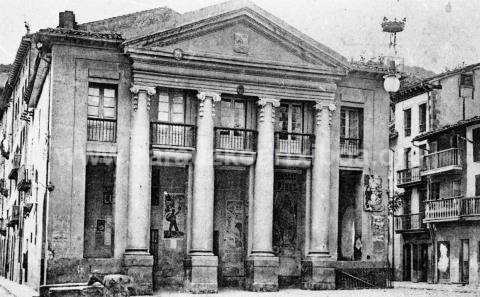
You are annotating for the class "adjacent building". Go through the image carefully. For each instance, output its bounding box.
[0,1,391,294]
[391,63,480,285]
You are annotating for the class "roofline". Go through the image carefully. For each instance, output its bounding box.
[1,36,32,105]
[413,116,480,142]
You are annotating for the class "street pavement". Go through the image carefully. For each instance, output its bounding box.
[149,288,480,297]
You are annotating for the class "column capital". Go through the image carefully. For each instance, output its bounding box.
[197,91,221,102]
[314,101,336,126]
[258,98,280,108]
[130,84,156,96]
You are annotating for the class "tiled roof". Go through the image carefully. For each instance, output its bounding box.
[413,116,480,141]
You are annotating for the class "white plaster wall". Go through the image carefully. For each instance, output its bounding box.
[466,123,480,197]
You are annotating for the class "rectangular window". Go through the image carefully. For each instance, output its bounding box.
[430,182,440,200]
[340,107,363,158]
[156,89,185,123]
[473,128,480,162]
[460,73,474,99]
[404,148,412,169]
[419,103,427,133]
[87,84,117,142]
[404,108,411,137]
[476,175,480,196]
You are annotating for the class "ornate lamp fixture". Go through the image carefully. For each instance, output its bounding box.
[381,0,406,93]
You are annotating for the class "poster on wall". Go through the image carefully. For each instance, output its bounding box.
[163,192,186,239]
[371,215,386,255]
[437,241,450,281]
[364,174,384,212]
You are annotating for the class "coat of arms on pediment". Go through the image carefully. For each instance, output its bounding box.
[233,32,249,54]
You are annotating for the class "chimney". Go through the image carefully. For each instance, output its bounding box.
[58,11,77,29]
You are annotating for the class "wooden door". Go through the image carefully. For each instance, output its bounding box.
[403,244,412,281]
[214,170,247,287]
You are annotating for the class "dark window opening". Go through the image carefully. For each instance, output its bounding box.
[404,109,411,137]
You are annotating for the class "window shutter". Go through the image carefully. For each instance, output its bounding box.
[475,175,480,196]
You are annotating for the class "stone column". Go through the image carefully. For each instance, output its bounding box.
[246,98,280,292]
[302,96,337,290]
[184,91,220,293]
[123,85,156,295]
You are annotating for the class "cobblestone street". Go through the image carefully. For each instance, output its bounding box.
[151,288,480,297]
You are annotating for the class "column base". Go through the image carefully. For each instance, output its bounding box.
[122,251,154,295]
[183,254,218,293]
[301,258,336,290]
[246,254,279,292]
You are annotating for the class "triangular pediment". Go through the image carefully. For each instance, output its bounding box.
[124,5,348,71]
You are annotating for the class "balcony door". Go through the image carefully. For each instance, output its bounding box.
[340,107,363,157]
[276,103,303,154]
[152,89,189,146]
[215,97,247,150]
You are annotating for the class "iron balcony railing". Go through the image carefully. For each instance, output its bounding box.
[274,132,314,155]
[214,127,257,151]
[425,196,480,221]
[87,118,117,142]
[17,165,31,192]
[7,205,20,227]
[394,212,426,232]
[150,122,196,148]
[340,137,362,158]
[8,154,21,180]
[422,148,462,172]
[396,166,422,186]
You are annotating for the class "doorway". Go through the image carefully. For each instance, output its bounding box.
[273,170,305,287]
[214,169,248,287]
[460,239,469,284]
[403,244,412,281]
[419,243,428,282]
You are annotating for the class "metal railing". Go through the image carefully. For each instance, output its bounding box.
[424,196,480,220]
[394,212,426,231]
[274,132,314,155]
[214,127,257,151]
[336,268,392,289]
[397,166,422,186]
[422,148,462,172]
[87,118,117,142]
[7,205,20,227]
[150,122,195,147]
[8,154,21,180]
[340,137,362,158]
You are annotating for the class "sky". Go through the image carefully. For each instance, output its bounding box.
[0,0,479,73]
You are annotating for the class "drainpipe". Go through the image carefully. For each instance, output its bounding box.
[41,62,52,286]
[389,147,395,279]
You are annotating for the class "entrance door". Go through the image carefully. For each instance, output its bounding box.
[419,244,428,282]
[460,239,469,283]
[214,169,247,287]
[403,244,412,281]
[273,171,305,287]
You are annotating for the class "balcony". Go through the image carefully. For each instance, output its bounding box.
[424,196,480,222]
[7,154,21,180]
[394,213,427,233]
[340,138,362,158]
[87,118,117,142]
[274,132,314,155]
[6,205,20,227]
[396,166,423,188]
[150,122,195,148]
[214,127,256,151]
[17,165,31,191]
[0,218,5,236]
[421,148,463,176]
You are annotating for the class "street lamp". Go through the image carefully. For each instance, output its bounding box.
[383,73,401,93]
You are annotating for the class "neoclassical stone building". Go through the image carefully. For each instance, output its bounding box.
[0,0,391,294]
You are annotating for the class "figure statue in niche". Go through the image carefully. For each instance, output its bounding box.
[164,192,184,238]
[364,174,384,211]
[354,236,362,260]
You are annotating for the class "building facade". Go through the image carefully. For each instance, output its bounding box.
[391,63,480,286]
[0,1,391,294]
